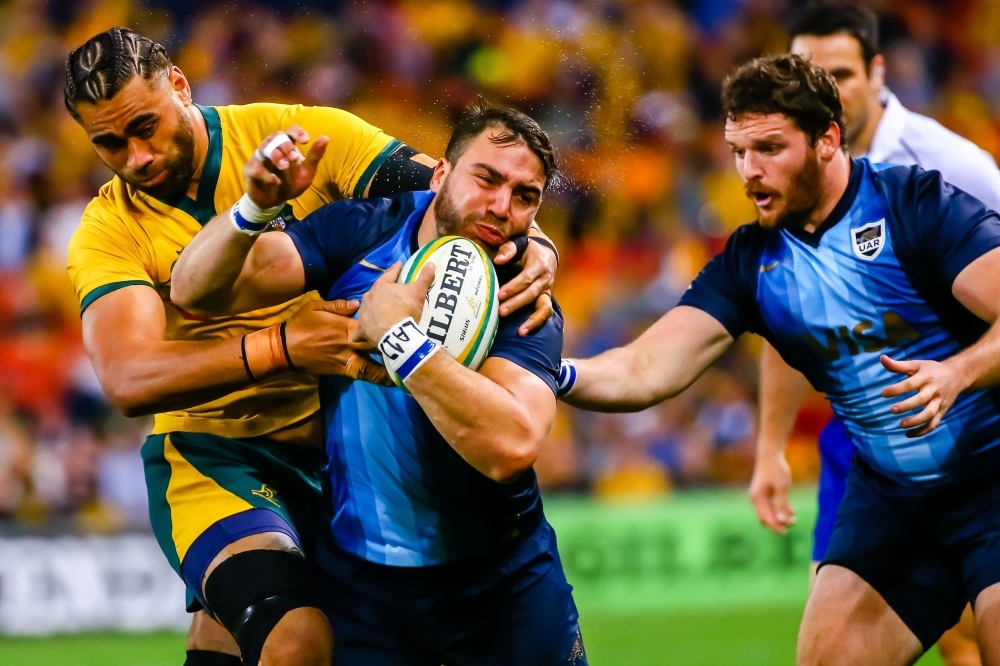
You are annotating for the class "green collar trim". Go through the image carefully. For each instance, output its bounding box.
[352,138,403,199]
[153,104,223,225]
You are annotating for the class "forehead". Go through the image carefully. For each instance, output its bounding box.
[724,113,800,144]
[75,75,167,135]
[454,130,546,187]
[791,33,867,71]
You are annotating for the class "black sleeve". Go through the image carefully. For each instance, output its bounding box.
[677,224,765,339]
[488,300,564,395]
[367,145,435,198]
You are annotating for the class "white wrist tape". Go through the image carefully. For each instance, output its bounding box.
[230,193,285,235]
[378,317,440,383]
[260,132,292,162]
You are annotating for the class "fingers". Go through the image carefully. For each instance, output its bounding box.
[494,239,517,265]
[284,125,310,145]
[749,487,783,534]
[880,354,918,376]
[889,386,935,414]
[882,375,922,398]
[498,269,532,304]
[900,397,942,432]
[501,281,542,317]
[344,354,393,386]
[304,136,329,169]
[311,299,360,316]
[518,294,553,336]
[772,488,796,529]
[413,263,436,293]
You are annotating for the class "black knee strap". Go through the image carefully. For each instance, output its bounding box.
[184,650,242,666]
[204,550,323,666]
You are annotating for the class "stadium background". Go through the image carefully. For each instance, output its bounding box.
[1,0,997,663]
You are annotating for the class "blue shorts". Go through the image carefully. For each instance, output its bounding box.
[316,519,587,666]
[812,417,855,561]
[821,455,1000,650]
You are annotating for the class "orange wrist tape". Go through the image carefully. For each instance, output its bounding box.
[242,323,294,381]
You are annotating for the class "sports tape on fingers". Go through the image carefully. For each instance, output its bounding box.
[260,132,292,162]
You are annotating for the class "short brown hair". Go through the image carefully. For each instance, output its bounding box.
[64,27,171,119]
[721,54,846,147]
[445,97,557,189]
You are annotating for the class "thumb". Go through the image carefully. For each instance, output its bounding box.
[304,136,329,169]
[313,298,359,316]
[377,262,404,284]
[881,354,917,375]
[494,239,516,265]
[773,486,796,525]
[414,262,436,293]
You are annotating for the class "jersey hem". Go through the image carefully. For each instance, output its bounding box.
[79,280,155,315]
[151,405,321,439]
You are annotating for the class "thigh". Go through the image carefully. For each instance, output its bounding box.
[443,546,586,666]
[799,564,923,666]
[821,461,966,653]
[141,432,322,607]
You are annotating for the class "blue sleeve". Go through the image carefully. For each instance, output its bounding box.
[487,301,564,395]
[677,224,765,339]
[882,165,1000,286]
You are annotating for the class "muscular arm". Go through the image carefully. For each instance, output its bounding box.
[756,341,812,453]
[405,354,556,483]
[170,216,306,316]
[562,305,734,412]
[83,285,253,417]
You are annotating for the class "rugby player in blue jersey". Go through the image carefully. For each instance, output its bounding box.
[171,101,584,665]
[559,54,1000,665]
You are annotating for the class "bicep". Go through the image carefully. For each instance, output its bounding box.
[228,232,307,314]
[82,285,166,373]
[480,356,557,435]
[953,246,1000,323]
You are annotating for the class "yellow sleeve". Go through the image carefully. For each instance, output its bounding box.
[67,201,155,315]
[277,105,399,204]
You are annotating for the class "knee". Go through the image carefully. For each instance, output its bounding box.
[202,549,330,666]
[798,625,868,666]
[261,607,333,666]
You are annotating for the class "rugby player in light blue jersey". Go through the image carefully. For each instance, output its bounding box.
[171,101,584,666]
[558,54,1000,666]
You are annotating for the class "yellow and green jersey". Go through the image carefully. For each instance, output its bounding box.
[67,102,402,439]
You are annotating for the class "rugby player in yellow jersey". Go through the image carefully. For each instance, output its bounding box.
[63,27,559,666]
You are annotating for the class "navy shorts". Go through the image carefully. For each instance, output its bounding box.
[812,417,854,561]
[822,456,1000,650]
[316,519,587,666]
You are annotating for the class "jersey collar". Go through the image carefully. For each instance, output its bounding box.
[151,103,223,225]
[784,158,864,248]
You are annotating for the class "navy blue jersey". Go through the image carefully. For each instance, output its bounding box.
[288,190,563,565]
[680,158,1000,486]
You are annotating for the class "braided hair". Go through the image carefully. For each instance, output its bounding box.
[64,27,171,119]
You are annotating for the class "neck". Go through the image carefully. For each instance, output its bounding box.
[801,151,851,233]
[849,95,884,157]
[185,104,209,200]
[417,195,439,246]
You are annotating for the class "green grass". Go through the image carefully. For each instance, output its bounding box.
[0,608,947,666]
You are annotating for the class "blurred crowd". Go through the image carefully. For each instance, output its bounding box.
[2,0,998,531]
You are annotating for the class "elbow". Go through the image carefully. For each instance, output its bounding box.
[104,383,157,418]
[169,282,221,317]
[485,427,543,484]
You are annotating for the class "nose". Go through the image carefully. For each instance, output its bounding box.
[741,151,764,181]
[487,186,511,221]
[127,138,155,173]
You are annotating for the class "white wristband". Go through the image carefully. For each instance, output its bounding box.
[379,317,440,383]
[230,193,284,236]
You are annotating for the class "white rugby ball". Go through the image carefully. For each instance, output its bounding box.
[388,235,500,388]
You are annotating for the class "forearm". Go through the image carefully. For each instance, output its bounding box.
[949,319,1000,391]
[88,336,254,417]
[171,212,258,313]
[562,345,671,412]
[404,354,543,483]
[756,341,811,458]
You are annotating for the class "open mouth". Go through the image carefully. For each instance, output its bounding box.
[750,191,775,208]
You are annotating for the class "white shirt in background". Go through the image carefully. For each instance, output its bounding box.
[867,91,1000,212]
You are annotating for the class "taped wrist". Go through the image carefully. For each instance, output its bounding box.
[242,323,294,381]
[231,193,284,235]
[183,650,242,666]
[378,317,440,383]
[204,550,324,666]
[557,358,577,397]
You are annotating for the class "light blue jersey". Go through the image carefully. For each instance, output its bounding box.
[681,159,1000,486]
[287,191,563,566]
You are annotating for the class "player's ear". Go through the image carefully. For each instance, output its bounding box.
[168,66,192,105]
[816,122,842,160]
[429,158,450,193]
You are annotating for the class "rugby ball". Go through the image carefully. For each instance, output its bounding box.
[388,236,499,388]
